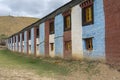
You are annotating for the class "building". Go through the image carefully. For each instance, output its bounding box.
[6,0,120,65]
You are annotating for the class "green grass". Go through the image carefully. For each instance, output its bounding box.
[0,49,69,76]
[0,34,8,39]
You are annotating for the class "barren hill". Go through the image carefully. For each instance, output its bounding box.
[0,16,39,38]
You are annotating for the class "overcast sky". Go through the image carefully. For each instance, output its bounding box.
[0,0,71,18]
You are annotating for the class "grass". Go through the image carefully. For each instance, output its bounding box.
[0,49,104,78]
[0,16,39,36]
[0,49,69,76]
[0,34,8,39]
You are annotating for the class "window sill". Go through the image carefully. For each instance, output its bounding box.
[64,28,71,32]
[49,33,54,35]
[82,21,94,26]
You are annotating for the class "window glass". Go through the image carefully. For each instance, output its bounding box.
[64,15,71,31]
[65,41,71,51]
[36,28,39,38]
[49,21,54,34]
[82,5,93,26]
[50,43,54,51]
[85,38,93,50]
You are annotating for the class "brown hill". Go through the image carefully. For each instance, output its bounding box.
[0,16,39,38]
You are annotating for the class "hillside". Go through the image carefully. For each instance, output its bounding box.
[0,16,39,38]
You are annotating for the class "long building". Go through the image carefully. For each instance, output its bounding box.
[6,0,120,65]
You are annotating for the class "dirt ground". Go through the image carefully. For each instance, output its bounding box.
[0,67,53,80]
[0,62,119,80]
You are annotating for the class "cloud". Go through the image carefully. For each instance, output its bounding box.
[0,0,71,18]
[0,4,12,16]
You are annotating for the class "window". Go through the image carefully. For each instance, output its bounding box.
[29,45,31,50]
[36,28,39,38]
[49,21,54,34]
[64,15,71,31]
[65,41,71,51]
[50,43,54,51]
[28,31,31,40]
[82,5,94,26]
[22,33,24,41]
[18,35,20,42]
[15,37,16,43]
[36,44,39,50]
[85,38,93,50]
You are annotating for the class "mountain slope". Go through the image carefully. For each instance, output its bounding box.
[0,16,39,38]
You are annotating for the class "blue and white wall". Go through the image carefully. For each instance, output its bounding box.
[49,34,55,57]
[7,0,106,60]
[82,0,105,59]
[16,35,18,51]
[36,37,40,56]
[31,28,35,54]
[39,23,45,56]
[24,31,27,53]
[20,33,22,52]
[55,14,64,57]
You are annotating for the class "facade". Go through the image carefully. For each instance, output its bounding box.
[6,0,120,65]
[104,0,120,65]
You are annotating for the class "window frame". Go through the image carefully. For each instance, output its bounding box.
[36,28,39,38]
[15,37,16,43]
[18,35,20,42]
[50,43,54,51]
[65,41,71,51]
[85,38,93,51]
[64,14,71,31]
[28,30,31,40]
[82,5,94,26]
[49,21,55,34]
[22,33,24,41]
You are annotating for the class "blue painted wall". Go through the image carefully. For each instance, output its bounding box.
[39,23,45,55]
[31,28,34,54]
[13,37,15,51]
[11,38,12,50]
[20,33,22,52]
[24,31,27,53]
[16,35,18,51]
[55,14,64,57]
[9,39,10,50]
[82,0,105,59]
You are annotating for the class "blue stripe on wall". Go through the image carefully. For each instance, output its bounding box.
[20,33,22,52]
[24,31,27,53]
[55,14,64,57]
[16,35,18,51]
[82,0,105,59]
[31,28,34,54]
[39,23,45,55]
[11,38,12,50]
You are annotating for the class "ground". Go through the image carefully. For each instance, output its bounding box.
[0,49,119,80]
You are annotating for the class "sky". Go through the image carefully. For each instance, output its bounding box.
[0,0,71,18]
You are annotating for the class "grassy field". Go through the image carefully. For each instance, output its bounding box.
[0,49,69,76]
[0,49,119,80]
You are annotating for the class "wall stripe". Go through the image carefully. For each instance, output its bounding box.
[45,20,49,57]
[55,14,64,57]
[39,23,45,56]
[31,28,35,54]
[71,5,83,59]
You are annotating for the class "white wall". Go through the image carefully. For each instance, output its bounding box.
[28,40,31,54]
[49,34,55,57]
[36,38,40,56]
[71,5,83,60]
